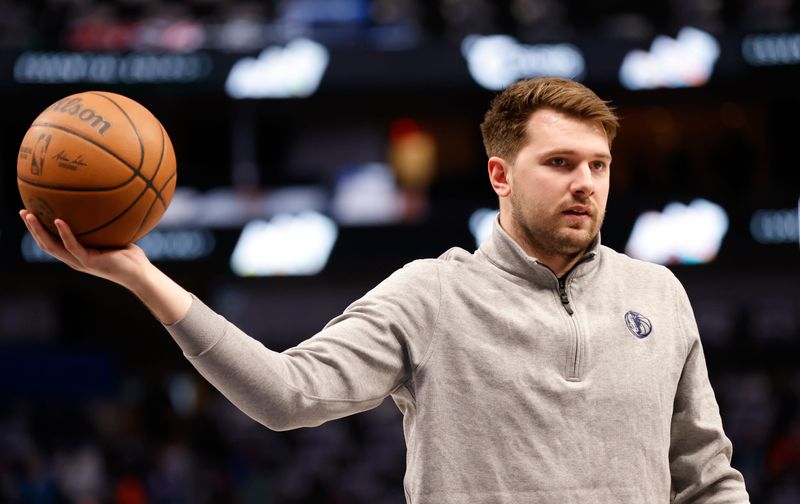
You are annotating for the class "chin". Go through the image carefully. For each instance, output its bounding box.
[556,229,596,253]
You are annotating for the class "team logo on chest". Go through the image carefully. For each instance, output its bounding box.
[624,310,653,339]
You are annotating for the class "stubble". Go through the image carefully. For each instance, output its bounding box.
[510,192,604,260]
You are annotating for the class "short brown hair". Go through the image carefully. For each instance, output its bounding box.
[480,77,619,161]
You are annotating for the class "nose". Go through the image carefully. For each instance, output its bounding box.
[569,162,595,197]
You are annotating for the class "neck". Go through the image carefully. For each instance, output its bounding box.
[499,213,591,277]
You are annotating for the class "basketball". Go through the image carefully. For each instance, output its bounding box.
[17,91,177,248]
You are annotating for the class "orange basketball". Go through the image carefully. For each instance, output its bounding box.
[17,91,177,248]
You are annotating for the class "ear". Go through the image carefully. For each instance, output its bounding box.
[488,156,512,197]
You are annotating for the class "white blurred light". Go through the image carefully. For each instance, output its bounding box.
[461,35,585,90]
[331,163,403,225]
[619,27,719,90]
[225,38,329,99]
[230,211,338,276]
[469,208,498,248]
[625,199,729,265]
[750,207,800,244]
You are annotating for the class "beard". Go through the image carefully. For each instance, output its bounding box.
[509,192,604,259]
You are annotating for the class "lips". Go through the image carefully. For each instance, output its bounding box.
[562,205,591,216]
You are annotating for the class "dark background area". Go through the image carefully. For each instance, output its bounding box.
[1,0,799,502]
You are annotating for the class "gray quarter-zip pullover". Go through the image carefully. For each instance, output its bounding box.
[165,220,748,503]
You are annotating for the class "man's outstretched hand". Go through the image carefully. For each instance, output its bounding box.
[20,209,192,324]
[20,209,149,289]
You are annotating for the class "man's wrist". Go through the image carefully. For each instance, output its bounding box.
[128,262,192,325]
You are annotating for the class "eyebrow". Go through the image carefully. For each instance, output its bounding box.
[541,149,612,161]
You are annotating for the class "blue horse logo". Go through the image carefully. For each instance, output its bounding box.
[624,311,653,339]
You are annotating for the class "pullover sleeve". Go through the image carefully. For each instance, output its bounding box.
[669,279,750,503]
[164,260,441,431]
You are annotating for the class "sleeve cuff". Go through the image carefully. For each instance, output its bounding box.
[163,294,229,357]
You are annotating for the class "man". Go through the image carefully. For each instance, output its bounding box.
[21,77,749,502]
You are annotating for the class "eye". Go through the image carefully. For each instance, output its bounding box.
[591,161,606,171]
[549,157,568,167]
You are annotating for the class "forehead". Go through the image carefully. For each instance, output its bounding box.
[523,108,610,153]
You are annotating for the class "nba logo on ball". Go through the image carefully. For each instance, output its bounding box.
[624,310,653,339]
[16,91,177,248]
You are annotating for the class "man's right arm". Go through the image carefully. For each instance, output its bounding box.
[162,257,441,431]
[20,209,441,431]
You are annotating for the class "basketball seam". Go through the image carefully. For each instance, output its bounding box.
[77,169,176,241]
[131,197,161,245]
[89,92,172,244]
[150,124,167,207]
[86,92,145,172]
[74,181,152,238]
[125,125,169,243]
[17,174,136,192]
[75,169,176,242]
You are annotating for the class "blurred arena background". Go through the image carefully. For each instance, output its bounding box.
[1,0,799,502]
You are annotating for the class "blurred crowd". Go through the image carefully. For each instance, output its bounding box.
[2,0,800,53]
[717,370,800,503]
[0,373,407,504]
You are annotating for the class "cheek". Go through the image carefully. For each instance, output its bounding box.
[598,189,610,207]
[595,179,610,205]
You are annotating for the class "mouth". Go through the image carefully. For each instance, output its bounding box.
[561,205,591,217]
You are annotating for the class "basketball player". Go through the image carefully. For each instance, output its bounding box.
[21,78,749,503]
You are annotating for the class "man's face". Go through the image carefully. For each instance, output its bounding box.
[500,108,611,260]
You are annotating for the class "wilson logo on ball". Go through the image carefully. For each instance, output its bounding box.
[48,97,113,135]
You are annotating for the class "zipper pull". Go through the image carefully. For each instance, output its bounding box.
[558,277,574,315]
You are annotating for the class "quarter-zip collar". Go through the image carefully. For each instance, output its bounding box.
[477,216,601,286]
